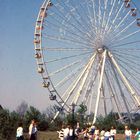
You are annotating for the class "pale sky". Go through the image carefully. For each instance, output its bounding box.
[0,0,52,111]
[0,0,140,113]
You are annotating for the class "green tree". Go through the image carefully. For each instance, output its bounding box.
[76,103,87,127]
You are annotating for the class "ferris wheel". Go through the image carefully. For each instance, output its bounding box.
[34,0,140,124]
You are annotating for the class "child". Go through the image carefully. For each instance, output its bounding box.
[16,122,24,140]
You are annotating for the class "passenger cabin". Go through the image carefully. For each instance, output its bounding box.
[38,67,44,73]
[35,53,42,59]
[49,94,56,100]
[137,18,140,26]
[131,9,137,17]
[124,0,130,8]
[42,82,50,88]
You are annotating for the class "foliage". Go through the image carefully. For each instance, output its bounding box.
[95,112,118,130]
[1,103,140,140]
[0,108,20,139]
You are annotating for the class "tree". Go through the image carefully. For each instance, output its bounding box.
[0,109,20,139]
[24,106,49,131]
[76,103,87,127]
[16,101,28,118]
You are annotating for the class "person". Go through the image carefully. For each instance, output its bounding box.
[63,124,70,140]
[135,128,140,140]
[68,125,74,140]
[29,119,37,140]
[124,126,132,140]
[104,129,111,140]
[16,122,24,140]
[83,127,89,140]
[100,128,105,140]
[57,125,65,140]
[94,126,100,140]
[110,126,116,140]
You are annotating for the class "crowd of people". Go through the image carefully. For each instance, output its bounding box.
[15,119,140,140]
[57,123,140,140]
[16,119,37,140]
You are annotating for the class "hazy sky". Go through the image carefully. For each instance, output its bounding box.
[0,0,52,111]
[0,0,140,112]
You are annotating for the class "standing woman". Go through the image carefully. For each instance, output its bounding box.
[110,126,116,140]
[16,122,24,140]
[29,119,36,140]
[135,128,140,140]
[124,126,132,140]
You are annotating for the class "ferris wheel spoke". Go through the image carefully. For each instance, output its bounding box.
[43,46,92,51]
[69,1,97,37]
[43,21,94,45]
[86,1,98,34]
[109,10,131,40]
[108,20,136,45]
[110,40,140,49]
[91,0,98,32]
[52,2,95,40]
[107,2,124,34]
[113,51,140,61]
[102,0,119,37]
[45,51,92,63]
[114,54,140,74]
[48,60,82,77]
[43,34,94,47]
[115,29,140,42]
[55,64,85,89]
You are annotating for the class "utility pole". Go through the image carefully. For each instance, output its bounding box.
[72,103,75,140]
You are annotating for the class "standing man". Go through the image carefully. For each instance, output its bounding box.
[29,119,36,140]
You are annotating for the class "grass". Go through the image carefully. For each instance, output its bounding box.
[10,131,135,140]
[37,131,59,140]
[36,131,135,140]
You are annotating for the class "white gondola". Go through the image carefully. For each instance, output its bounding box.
[35,53,41,59]
[42,82,50,88]
[38,67,44,73]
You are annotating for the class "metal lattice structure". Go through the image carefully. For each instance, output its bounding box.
[34,0,140,124]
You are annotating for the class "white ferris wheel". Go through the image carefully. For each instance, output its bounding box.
[34,0,140,124]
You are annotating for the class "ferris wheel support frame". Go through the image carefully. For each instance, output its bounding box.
[92,49,107,124]
[108,51,140,107]
[108,51,140,123]
[105,71,122,120]
[51,52,97,123]
[72,53,97,105]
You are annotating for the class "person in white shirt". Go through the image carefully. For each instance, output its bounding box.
[110,126,116,140]
[124,126,132,140]
[104,129,111,140]
[100,128,105,140]
[16,122,24,140]
[29,119,36,140]
[63,125,70,140]
[57,125,65,140]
